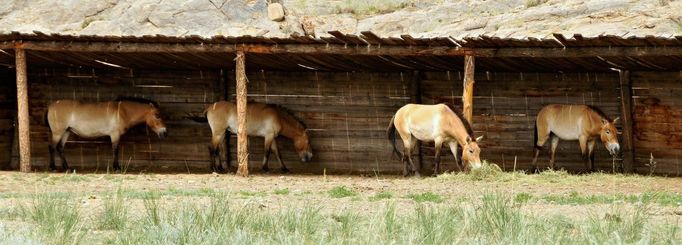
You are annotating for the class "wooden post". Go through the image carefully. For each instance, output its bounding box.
[15,46,31,172]
[235,51,249,176]
[619,70,635,173]
[410,71,423,169]
[462,55,475,123]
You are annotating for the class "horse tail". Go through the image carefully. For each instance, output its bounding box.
[387,115,400,157]
[533,120,539,150]
[44,109,51,132]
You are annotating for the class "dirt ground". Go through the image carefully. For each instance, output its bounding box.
[0,171,681,224]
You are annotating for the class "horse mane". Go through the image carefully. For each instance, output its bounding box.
[115,96,159,108]
[441,103,475,137]
[585,105,610,121]
[269,104,307,129]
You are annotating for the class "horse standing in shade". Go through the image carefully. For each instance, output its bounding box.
[531,104,620,173]
[191,101,313,173]
[387,103,483,177]
[45,98,167,172]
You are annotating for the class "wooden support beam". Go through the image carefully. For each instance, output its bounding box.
[235,51,249,177]
[8,40,682,57]
[14,46,30,172]
[619,70,635,173]
[462,55,475,123]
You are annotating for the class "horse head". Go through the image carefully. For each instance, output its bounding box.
[294,129,313,163]
[600,117,620,156]
[462,135,484,170]
[145,104,167,139]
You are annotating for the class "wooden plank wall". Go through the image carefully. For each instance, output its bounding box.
[7,68,680,175]
[0,69,15,170]
[227,71,413,174]
[23,68,224,172]
[631,71,682,176]
[421,71,623,173]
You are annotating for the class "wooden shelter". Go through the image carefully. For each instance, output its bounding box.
[0,31,681,175]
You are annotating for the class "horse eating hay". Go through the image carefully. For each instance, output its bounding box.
[387,103,483,177]
[190,101,313,173]
[45,97,167,172]
[531,104,620,173]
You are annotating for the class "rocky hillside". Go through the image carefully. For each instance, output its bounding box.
[0,0,680,39]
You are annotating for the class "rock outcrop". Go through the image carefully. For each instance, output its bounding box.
[0,0,679,38]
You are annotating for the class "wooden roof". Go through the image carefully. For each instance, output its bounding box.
[0,31,681,72]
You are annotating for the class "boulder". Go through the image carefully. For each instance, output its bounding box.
[267,3,285,21]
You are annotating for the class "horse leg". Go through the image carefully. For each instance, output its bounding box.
[587,139,595,172]
[432,138,443,176]
[579,135,589,173]
[57,131,70,171]
[532,128,550,173]
[209,134,225,172]
[549,135,559,170]
[110,134,121,172]
[48,133,63,171]
[406,137,420,177]
[261,136,273,172]
[271,140,289,173]
[447,141,462,172]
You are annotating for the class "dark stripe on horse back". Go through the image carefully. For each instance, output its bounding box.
[115,96,159,108]
[441,103,474,137]
[268,103,307,129]
[585,105,610,121]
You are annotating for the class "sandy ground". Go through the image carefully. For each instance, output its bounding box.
[0,171,681,224]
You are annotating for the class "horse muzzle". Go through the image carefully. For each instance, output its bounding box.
[157,128,168,139]
[607,143,620,156]
[300,152,313,163]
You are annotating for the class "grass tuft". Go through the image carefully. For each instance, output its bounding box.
[329,186,358,198]
[407,192,444,203]
[273,188,290,195]
[369,191,393,201]
[98,189,128,230]
[19,193,85,245]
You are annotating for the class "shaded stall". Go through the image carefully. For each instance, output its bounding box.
[0,32,681,175]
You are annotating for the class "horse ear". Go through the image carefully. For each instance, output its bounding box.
[475,135,483,142]
[601,118,609,125]
[465,136,472,144]
[612,117,620,124]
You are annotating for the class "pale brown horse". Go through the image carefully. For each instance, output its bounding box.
[192,101,312,173]
[45,98,167,172]
[387,103,483,177]
[531,104,620,173]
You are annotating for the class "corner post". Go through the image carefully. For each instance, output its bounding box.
[619,70,635,173]
[462,55,475,123]
[15,45,31,172]
[235,51,249,176]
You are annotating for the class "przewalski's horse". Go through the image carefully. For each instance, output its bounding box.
[531,104,620,173]
[192,101,312,173]
[45,97,167,172]
[387,103,483,177]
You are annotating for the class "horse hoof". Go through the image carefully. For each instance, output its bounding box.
[261,166,270,172]
[413,172,422,178]
[280,168,290,173]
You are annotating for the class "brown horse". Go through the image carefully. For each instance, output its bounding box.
[45,98,167,172]
[387,103,483,177]
[531,104,620,172]
[192,101,312,173]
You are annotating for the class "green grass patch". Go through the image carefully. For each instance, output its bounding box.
[328,186,358,198]
[369,191,393,201]
[407,192,444,203]
[19,193,85,244]
[238,191,267,197]
[273,188,290,195]
[98,190,128,230]
[514,192,533,204]
[540,191,682,206]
